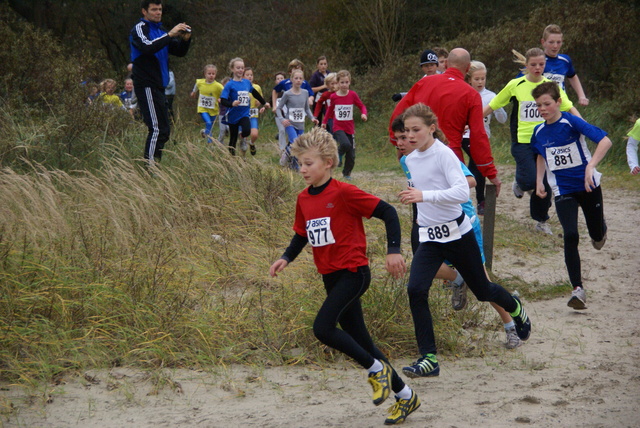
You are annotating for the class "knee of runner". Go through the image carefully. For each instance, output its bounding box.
[312,321,332,344]
[564,230,580,246]
[406,281,430,300]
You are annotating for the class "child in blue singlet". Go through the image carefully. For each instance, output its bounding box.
[540,24,589,106]
[531,82,611,310]
[220,58,269,156]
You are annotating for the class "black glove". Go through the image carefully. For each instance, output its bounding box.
[391,93,403,102]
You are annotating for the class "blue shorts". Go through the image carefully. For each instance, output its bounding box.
[250,117,259,129]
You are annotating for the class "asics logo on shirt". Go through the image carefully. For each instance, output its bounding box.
[551,147,572,155]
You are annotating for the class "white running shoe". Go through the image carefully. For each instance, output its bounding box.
[567,287,587,310]
[512,181,524,199]
[505,326,522,349]
[535,221,553,235]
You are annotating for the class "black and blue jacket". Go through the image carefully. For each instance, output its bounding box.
[129,19,190,89]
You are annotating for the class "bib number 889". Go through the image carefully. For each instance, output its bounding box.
[427,225,449,240]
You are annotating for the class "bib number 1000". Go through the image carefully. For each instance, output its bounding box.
[520,101,541,122]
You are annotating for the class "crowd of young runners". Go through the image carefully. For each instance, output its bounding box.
[123,5,632,422]
[264,23,629,424]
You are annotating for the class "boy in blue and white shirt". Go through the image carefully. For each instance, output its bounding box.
[540,24,589,106]
[531,82,612,311]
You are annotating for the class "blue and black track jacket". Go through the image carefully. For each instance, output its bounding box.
[129,19,190,90]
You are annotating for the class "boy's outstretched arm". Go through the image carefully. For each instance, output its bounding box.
[567,75,589,106]
[370,200,406,279]
[535,155,547,199]
[585,136,613,191]
[269,233,308,277]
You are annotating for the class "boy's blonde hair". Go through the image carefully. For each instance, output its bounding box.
[466,60,486,81]
[288,59,305,73]
[291,127,339,169]
[512,48,545,73]
[324,72,337,85]
[542,24,562,40]
[204,64,217,74]
[336,70,351,82]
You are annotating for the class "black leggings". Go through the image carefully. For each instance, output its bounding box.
[228,116,251,155]
[555,186,607,288]
[316,266,405,393]
[333,131,356,177]
[407,230,517,355]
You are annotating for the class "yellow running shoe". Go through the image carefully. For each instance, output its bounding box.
[384,391,421,425]
[367,361,392,406]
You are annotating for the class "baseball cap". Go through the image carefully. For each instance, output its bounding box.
[420,49,439,66]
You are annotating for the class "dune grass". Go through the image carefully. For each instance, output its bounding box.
[1,111,634,388]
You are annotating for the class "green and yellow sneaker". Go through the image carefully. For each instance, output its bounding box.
[384,391,421,425]
[402,354,439,378]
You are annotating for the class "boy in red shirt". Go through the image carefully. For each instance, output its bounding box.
[269,127,420,425]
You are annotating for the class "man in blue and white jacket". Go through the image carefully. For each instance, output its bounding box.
[130,0,191,166]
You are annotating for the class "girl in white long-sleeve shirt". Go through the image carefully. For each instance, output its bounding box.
[397,103,531,379]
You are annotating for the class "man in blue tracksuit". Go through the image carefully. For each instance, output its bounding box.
[129,1,191,166]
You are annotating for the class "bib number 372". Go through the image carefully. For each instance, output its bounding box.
[306,217,336,247]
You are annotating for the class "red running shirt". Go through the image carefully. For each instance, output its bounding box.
[293,179,379,274]
[323,90,367,135]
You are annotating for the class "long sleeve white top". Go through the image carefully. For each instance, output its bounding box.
[405,139,472,234]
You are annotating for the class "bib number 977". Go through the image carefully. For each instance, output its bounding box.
[306,217,336,247]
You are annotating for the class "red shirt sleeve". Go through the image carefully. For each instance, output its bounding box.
[351,91,367,117]
[323,93,335,124]
[314,92,329,117]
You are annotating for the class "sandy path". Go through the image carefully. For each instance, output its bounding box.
[2,171,639,428]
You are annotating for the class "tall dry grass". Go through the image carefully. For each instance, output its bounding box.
[0,139,499,384]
